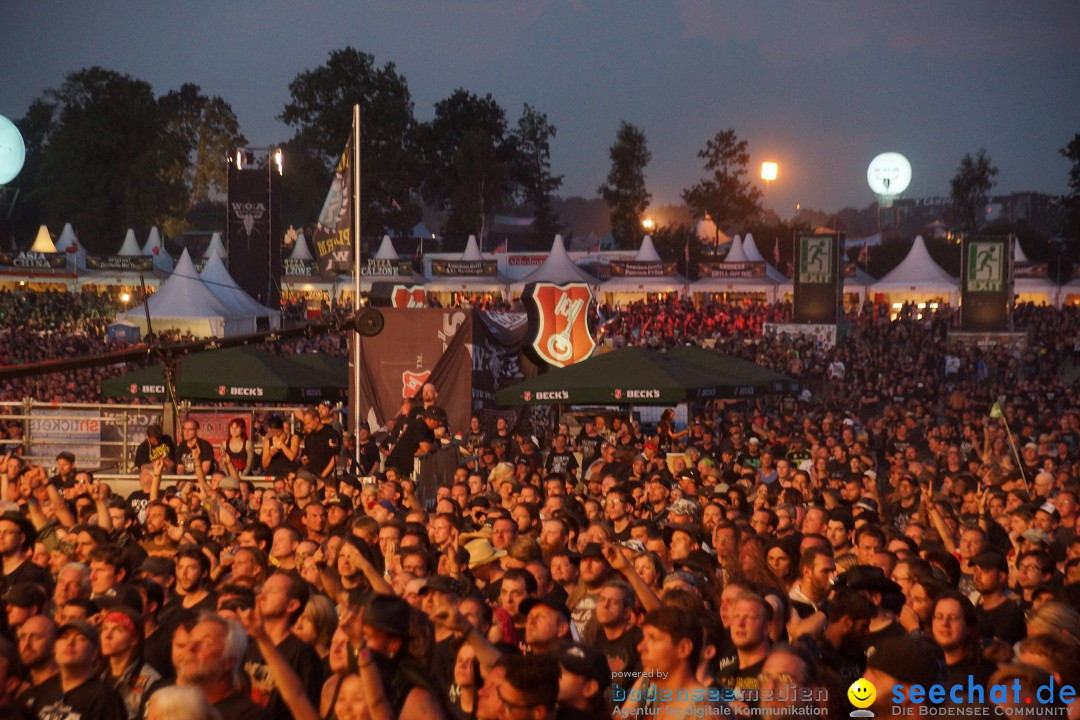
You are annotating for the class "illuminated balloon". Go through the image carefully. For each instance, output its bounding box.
[866,152,912,197]
[0,115,26,185]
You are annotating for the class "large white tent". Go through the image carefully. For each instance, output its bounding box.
[122,249,247,337]
[691,234,779,301]
[424,234,508,298]
[199,254,282,328]
[870,235,958,306]
[29,225,57,253]
[55,223,87,270]
[510,234,598,294]
[142,226,174,272]
[117,229,142,256]
[601,234,688,302]
[203,232,227,261]
[742,233,789,283]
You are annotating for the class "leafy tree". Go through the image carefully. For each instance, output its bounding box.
[510,104,563,247]
[949,148,999,234]
[649,223,703,278]
[417,90,517,249]
[11,69,244,249]
[281,47,421,241]
[597,122,651,249]
[441,130,511,249]
[1061,133,1080,240]
[681,129,762,248]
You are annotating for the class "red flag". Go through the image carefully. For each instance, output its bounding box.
[772,238,780,265]
[857,243,869,264]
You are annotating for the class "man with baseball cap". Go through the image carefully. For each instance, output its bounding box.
[557,642,612,719]
[21,619,126,720]
[385,405,446,476]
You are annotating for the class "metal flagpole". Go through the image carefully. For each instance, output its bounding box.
[351,104,362,435]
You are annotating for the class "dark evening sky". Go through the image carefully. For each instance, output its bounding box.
[2,1,1079,218]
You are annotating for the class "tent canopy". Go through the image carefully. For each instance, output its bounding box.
[495,346,797,405]
[117,229,142,256]
[29,225,57,253]
[511,234,597,290]
[101,347,346,402]
[200,253,280,320]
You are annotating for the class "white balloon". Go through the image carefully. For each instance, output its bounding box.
[866,152,912,197]
[0,115,26,185]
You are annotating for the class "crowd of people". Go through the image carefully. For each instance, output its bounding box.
[1,288,1080,719]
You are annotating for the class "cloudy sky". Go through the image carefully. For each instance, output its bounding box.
[2,1,1079,218]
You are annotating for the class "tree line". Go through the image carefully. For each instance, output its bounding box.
[3,46,1079,261]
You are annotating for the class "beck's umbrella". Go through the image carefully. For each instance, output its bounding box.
[101,347,346,402]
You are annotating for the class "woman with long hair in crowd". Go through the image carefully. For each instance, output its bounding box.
[222,417,254,476]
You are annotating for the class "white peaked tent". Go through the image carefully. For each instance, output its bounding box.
[117,229,142,256]
[1012,239,1058,306]
[695,218,732,245]
[142,227,174,272]
[123,249,245,337]
[510,234,597,293]
[200,254,282,327]
[425,234,509,298]
[742,233,788,283]
[55,223,87,269]
[372,235,399,260]
[29,225,57,253]
[462,234,484,261]
[871,235,958,305]
[691,234,779,301]
[289,231,313,260]
[360,235,425,292]
[203,232,227,261]
[601,235,687,302]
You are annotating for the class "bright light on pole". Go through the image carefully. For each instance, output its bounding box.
[642,218,654,231]
[761,162,777,182]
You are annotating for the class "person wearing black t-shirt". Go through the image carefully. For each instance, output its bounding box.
[716,594,770,707]
[545,434,579,480]
[21,619,126,720]
[354,424,381,476]
[0,511,52,596]
[584,582,641,698]
[299,408,340,480]
[173,420,216,476]
[385,407,444,476]
[243,573,323,720]
[132,424,176,473]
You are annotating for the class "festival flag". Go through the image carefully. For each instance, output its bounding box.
[772,238,780,265]
[989,400,1003,419]
[311,127,355,274]
[857,243,869,265]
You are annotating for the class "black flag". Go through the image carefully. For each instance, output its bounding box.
[312,132,354,274]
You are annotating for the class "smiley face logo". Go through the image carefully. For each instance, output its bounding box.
[848,677,876,709]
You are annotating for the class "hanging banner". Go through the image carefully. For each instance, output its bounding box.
[0,251,67,269]
[227,165,282,308]
[86,255,154,272]
[609,260,678,278]
[283,258,316,276]
[961,236,1012,331]
[360,258,415,276]
[357,309,473,435]
[431,260,498,276]
[29,409,102,466]
[311,134,354,274]
[793,233,844,323]
[1014,262,1049,279]
[523,282,596,368]
[695,261,766,279]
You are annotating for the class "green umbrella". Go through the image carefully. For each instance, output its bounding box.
[665,345,800,397]
[101,347,346,402]
[495,346,797,406]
